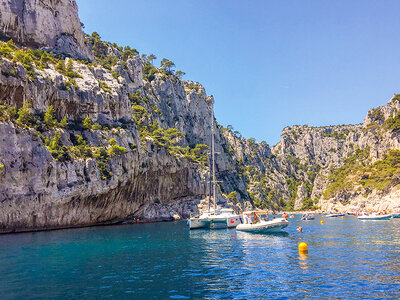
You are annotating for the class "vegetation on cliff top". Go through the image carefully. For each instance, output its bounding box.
[324,147,400,200]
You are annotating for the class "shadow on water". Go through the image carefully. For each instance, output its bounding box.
[239,231,290,237]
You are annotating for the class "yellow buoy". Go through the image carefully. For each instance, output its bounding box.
[298,242,308,253]
[320,220,324,224]
[321,215,324,218]
[341,216,344,219]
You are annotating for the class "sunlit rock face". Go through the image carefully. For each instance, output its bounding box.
[0,1,399,234]
[0,18,254,232]
[0,0,93,60]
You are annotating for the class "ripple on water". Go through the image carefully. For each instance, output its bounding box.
[0,217,399,298]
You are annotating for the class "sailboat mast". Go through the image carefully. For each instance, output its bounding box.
[208,112,213,213]
[212,111,217,212]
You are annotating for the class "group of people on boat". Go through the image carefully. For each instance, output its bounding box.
[241,211,288,224]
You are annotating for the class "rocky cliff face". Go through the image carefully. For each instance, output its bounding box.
[0,0,93,60]
[0,18,255,232]
[0,1,399,233]
[252,96,400,213]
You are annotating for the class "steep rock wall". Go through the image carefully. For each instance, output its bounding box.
[0,0,93,60]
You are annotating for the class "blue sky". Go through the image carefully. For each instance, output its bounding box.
[76,0,400,145]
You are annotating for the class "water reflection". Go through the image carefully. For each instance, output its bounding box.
[298,253,308,269]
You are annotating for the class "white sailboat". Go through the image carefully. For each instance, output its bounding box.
[189,110,241,229]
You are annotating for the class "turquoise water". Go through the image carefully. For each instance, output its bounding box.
[1,215,400,299]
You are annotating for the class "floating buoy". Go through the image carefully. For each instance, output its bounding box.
[341,216,344,219]
[297,226,303,232]
[298,242,308,253]
[320,220,324,224]
[137,219,140,223]
[321,215,324,218]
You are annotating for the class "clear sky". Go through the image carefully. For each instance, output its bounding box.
[76,0,400,145]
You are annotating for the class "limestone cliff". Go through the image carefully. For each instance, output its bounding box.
[0,27,253,233]
[0,0,93,60]
[241,96,400,213]
[0,0,400,234]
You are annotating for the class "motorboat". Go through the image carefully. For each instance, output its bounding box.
[326,213,345,217]
[236,211,289,233]
[358,212,392,220]
[188,109,241,230]
[301,213,315,220]
[392,212,400,218]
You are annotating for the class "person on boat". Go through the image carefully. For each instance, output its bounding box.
[282,212,288,220]
[244,214,250,224]
[254,213,259,223]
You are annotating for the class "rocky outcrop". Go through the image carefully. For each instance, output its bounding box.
[0,1,399,234]
[264,96,400,212]
[0,0,93,60]
[0,36,253,232]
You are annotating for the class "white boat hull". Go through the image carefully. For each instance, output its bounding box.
[209,215,241,229]
[358,214,392,220]
[189,211,242,229]
[326,214,345,218]
[189,218,210,229]
[236,218,289,233]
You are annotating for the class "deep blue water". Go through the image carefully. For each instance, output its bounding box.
[1,215,400,299]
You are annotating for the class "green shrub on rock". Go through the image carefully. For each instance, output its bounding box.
[13,50,36,79]
[69,135,92,159]
[0,43,13,59]
[44,105,58,128]
[59,117,68,128]
[107,138,127,157]
[83,116,93,130]
[17,103,37,128]
[46,131,70,162]
[92,123,102,130]
[93,147,112,180]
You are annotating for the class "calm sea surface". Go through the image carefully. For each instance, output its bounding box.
[0,215,400,299]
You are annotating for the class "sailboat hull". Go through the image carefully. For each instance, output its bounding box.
[209,215,241,229]
[189,214,242,229]
[189,218,211,229]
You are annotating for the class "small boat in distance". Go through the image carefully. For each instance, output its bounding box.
[392,211,400,218]
[236,211,289,233]
[358,212,392,220]
[301,213,315,221]
[326,213,345,218]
